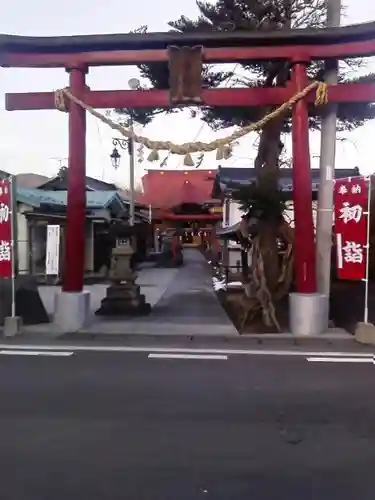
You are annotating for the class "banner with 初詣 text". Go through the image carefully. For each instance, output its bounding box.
[0,180,12,279]
[334,176,370,281]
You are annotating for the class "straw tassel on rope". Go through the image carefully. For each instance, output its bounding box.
[147,149,159,162]
[183,153,195,166]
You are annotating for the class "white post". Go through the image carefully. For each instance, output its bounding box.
[3,175,22,337]
[364,176,371,324]
[316,0,341,295]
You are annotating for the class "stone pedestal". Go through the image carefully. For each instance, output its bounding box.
[355,322,375,345]
[96,238,151,316]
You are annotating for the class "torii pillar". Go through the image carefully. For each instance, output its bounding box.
[54,66,90,331]
[289,58,328,336]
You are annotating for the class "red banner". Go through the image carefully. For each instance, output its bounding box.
[0,180,12,279]
[334,176,370,281]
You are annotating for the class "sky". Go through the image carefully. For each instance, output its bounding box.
[1,0,375,189]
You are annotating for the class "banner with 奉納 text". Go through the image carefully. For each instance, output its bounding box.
[334,176,371,281]
[0,179,12,279]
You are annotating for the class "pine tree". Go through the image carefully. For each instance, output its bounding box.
[57,166,68,179]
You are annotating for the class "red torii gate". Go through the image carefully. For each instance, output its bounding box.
[2,23,375,299]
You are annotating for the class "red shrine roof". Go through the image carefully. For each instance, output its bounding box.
[138,169,217,209]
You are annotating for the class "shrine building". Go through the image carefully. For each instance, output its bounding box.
[137,169,222,247]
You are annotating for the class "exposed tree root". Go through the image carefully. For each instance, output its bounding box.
[238,218,295,332]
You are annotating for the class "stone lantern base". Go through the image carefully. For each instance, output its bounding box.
[95,237,151,317]
[96,281,151,316]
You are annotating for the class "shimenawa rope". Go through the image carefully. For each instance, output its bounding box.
[54,81,328,166]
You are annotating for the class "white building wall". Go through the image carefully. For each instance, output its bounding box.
[15,203,98,275]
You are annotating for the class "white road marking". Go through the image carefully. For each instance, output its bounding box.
[148,353,228,360]
[0,344,372,359]
[307,356,374,364]
[0,350,73,357]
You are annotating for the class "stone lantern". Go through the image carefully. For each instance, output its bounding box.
[96,223,150,316]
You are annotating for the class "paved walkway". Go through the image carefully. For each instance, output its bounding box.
[82,248,238,335]
[147,249,234,324]
[14,249,238,336]
[38,268,180,317]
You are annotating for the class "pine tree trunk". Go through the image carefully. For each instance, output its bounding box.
[254,117,285,293]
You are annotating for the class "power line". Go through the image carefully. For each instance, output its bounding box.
[94,119,107,181]
[50,157,67,173]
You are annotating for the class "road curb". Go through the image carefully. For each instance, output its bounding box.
[1,331,368,349]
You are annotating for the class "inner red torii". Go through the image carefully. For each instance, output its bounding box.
[2,23,375,296]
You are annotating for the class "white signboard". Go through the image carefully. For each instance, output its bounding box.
[45,225,60,275]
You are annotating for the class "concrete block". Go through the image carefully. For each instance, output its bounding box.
[53,291,90,333]
[355,322,375,345]
[3,316,22,337]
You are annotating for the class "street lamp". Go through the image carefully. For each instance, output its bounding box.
[110,146,121,169]
[109,78,140,226]
[110,138,132,169]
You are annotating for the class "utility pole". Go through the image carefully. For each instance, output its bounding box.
[51,157,68,173]
[316,0,341,295]
[127,78,140,227]
[129,116,135,227]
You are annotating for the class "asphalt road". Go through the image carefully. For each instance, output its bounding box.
[0,348,374,499]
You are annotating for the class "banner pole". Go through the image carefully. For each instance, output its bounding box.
[364,175,371,324]
[9,175,16,318]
